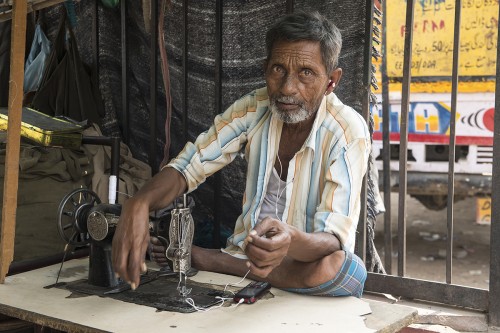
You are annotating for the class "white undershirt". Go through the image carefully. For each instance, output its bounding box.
[258,167,287,222]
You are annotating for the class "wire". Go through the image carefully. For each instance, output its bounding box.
[185,157,288,312]
[185,296,244,312]
[185,297,224,312]
[275,154,294,221]
[184,269,251,311]
[222,269,251,295]
[234,298,246,308]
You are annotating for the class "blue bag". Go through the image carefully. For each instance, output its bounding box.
[24,24,51,93]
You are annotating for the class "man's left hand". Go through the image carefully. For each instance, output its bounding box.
[244,216,292,278]
[149,237,169,267]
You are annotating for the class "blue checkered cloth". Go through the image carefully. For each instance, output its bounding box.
[282,250,367,298]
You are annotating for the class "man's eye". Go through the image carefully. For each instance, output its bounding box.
[302,69,313,76]
[272,65,284,73]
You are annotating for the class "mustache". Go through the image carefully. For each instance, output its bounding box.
[272,95,304,106]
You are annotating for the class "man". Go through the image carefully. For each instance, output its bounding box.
[112,11,369,297]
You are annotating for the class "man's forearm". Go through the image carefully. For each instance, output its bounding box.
[192,246,344,289]
[192,247,250,277]
[191,246,298,287]
[130,166,187,211]
[287,228,341,262]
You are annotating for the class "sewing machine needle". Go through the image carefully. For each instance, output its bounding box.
[178,271,191,297]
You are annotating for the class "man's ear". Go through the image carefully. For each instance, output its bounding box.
[324,68,343,95]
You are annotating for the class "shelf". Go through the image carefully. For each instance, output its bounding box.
[0,0,66,21]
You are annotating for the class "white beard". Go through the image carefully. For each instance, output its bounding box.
[270,97,314,124]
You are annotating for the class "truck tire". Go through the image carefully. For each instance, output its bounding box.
[412,194,466,211]
[412,195,448,210]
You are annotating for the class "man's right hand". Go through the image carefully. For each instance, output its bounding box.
[111,167,188,289]
[111,198,151,289]
[244,217,292,278]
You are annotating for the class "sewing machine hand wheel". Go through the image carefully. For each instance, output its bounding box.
[56,188,102,246]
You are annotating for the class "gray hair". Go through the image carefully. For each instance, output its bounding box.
[265,11,342,73]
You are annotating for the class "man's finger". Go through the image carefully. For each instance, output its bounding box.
[141,239,150,274]
[246,243,275,266]
[246,243,285,268]
[150,236,163,246]
[248,231,289,252]
[127,251,141,289]
[153,257,168,264]
[112,239,132,284]
[127,236,149,289]
[252,217,280,236]
[151,244,166,253]
[246,260,273,279]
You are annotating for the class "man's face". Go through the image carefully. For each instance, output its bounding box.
[265,40,330,124]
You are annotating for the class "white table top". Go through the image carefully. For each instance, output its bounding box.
[0,258,377,333]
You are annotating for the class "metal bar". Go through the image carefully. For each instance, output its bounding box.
[397,0,415,277]
[150,0,158,172]
[356,0,375,262]
[366,273,489,311]
[213,0,223,248]
[110,138,121,183]
[488,0,500,325]
[286,0,294,14]
[92,0,99,80]
[445,0,462,285]
[0,0,27,284]
[81,136,121,194]
[81,136,118,147]
[183,0,188,143]
[380,0,392,274]
[121,0,129,145]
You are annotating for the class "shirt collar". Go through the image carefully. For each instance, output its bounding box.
[303,95,327,152]
[268,93,328,153]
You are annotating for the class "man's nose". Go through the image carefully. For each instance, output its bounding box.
[279,73,300,95]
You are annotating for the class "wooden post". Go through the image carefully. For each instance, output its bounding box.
[0,0,27,283]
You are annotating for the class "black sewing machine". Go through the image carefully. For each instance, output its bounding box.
[55,188,194,292]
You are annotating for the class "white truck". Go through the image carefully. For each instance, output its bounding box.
[373,0,497,219]
[372,92,494,212]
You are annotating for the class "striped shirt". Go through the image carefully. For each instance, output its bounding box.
[167,87,370,258]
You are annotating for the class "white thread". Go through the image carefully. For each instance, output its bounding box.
[176,272,191,297]
[116,191,133,198]
[275,154,294,221]
[184,269,251,311]
[108,175,117,204]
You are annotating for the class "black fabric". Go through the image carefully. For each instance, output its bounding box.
[31,10,104,125]
[59,274,223,313]
[0,20,12,108]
